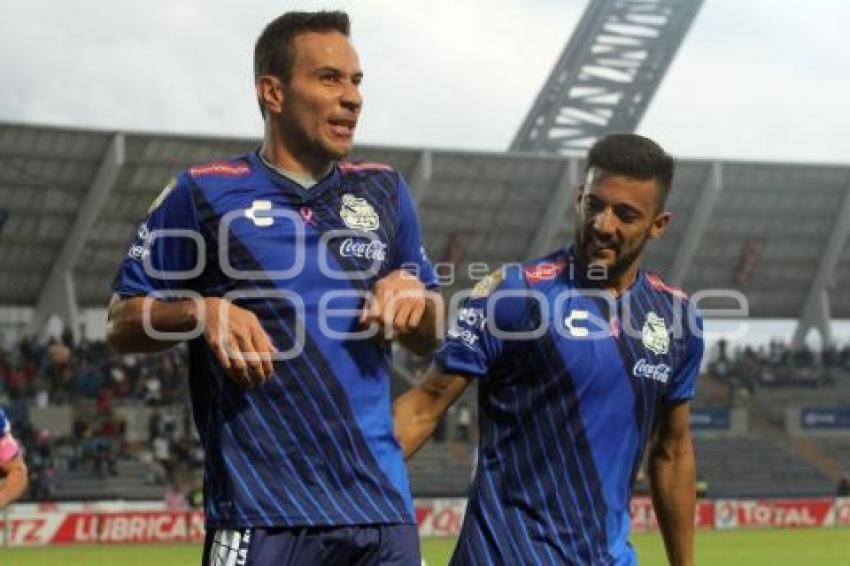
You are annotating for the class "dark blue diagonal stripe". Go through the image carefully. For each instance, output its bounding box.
[611,291,655,483]
[219,395,305,524]
[534,331,611,562]
[192,287,401,525]
[190,181,410,524]
[190,189,361,523]
[199,353,336,524]
[506,356,584,562]
[513,348,594,559]
[223,373,339,522]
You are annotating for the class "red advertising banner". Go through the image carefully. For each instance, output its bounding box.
[0,510,204,546]
[1,498,848,547]
[51,511,205,544]
[415,499,467,537]
[629,497,714,532]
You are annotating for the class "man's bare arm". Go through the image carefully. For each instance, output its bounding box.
[0,454,28,508]
[393,364,473,459]
[106,294,199,354]
[106,294,277,387]
[648,401,696,566]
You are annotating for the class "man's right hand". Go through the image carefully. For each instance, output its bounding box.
[200,297,278,388]
[106,294,277,389]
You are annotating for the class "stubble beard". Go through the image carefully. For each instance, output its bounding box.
[574,226,650,284]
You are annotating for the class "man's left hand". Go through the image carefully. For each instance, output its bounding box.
[359,269,427,339]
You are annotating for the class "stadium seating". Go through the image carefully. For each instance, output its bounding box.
[52,460,165,501]
[815,438,850,479]
[693,437,834,498]
[408,442,474,497]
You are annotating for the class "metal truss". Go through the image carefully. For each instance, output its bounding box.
[511,0,704,153]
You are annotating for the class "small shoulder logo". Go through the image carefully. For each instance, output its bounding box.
[642,312,669,355]
[148,178,176,213]
[471,270,504,299]
[245,200,273,227]
[340,194,379,231]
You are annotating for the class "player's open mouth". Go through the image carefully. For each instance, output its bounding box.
[329,118,356,138]
[588,236,617,256]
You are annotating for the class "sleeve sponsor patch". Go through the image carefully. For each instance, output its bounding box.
[523,259,566,284]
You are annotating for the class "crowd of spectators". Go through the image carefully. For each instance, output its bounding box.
[708,338,850,396]
[0,329,188,408]
[0,330,194,503]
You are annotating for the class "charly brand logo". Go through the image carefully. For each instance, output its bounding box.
[340,194,379,231]
[339,238,387,261]
[642,312,669,355]
[564,309,590,337]
[245,200,273,227]
[633,359,672,383]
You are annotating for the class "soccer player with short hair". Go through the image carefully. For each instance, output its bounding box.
[394,134,702,565]
[0,407,28,508]
[108,11,439,565]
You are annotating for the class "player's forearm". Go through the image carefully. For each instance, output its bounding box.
[393,390,441,459]
[398,291,443,355]
[107,296,199,354]
[0,459,28,507]
[648,442,696,566]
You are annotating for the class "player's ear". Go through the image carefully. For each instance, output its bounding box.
[649,211,671,240]
[574,184,585,213]
[256,75,285,117]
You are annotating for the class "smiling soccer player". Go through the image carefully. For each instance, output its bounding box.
[394,134,702,566]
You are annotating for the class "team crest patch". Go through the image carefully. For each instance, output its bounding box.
[642,312,669,355]
[340,194,379,231]
[471,270,504,299]
[147,178,176,213]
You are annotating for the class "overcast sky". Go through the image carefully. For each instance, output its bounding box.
[1,0,848,163]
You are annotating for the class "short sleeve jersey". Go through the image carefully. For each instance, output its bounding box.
[435,247,703,565]
[113,152,437,529]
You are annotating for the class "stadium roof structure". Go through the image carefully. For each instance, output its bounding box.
[2,122,850,346]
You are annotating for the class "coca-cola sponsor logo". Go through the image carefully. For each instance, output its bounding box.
[633,359,671,383]
[339,238,387,261]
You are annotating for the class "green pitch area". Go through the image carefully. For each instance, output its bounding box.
[1,529,848,565]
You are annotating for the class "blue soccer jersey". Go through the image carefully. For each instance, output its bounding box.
[113,152,437,529]
[435,247,703,565]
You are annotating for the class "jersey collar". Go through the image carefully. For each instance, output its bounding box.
[249,150,342,203]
